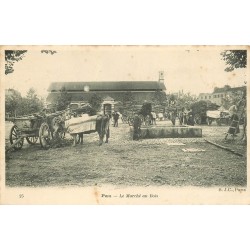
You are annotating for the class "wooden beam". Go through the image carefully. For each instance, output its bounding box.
[204,139,243,157]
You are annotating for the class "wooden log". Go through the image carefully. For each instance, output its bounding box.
[204,139,243,157]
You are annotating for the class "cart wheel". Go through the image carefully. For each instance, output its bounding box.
[9,125,24,150]
[39,122,51,149]
[26,136,38,144]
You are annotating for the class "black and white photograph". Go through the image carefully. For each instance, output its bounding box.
[0,45,249,204]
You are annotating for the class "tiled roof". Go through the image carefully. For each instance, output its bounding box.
[103,96,114,101]
[46,91,163,103]
[48,81,166,92]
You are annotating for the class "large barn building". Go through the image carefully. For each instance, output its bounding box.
[46,72,166,114]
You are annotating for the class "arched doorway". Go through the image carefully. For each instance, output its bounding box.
[103,103,112,115]
[102,96,115,115]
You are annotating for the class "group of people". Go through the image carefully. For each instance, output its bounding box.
[179,108,195,126]
[168,108,195,126]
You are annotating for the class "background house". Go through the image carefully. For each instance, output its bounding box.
[198,85,246,106]
[46,73,166,114]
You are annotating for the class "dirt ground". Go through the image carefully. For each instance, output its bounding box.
[5,120,247,187]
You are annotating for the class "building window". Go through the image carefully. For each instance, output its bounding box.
[209,96,211,99]
[205,96,207,99]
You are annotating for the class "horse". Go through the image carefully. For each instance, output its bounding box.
[95,114,110,146]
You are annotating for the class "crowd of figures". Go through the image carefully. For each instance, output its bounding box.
[7,93,246,151]
[167,108,195,126]
[108,95,247,142]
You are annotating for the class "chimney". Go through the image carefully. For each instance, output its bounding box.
[159,71,164,83]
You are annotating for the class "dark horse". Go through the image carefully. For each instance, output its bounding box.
[96,114,110,146]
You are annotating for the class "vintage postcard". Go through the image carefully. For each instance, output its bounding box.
[0,45,249,204]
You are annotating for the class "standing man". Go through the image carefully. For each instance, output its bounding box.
[171,108,177,125]
[151,111,157,125]
[133,113,142,140]
[187,108,195,126]
[179,108,184,125]
[228,104,239,134]
[113,111,120,127]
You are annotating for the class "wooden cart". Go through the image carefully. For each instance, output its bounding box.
[7,111,66,151]
[206,110,230,126]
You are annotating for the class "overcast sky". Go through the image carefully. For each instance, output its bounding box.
[4,46,247,98]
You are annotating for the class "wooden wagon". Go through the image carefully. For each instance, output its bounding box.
[206,110,230,126]
[7,110,66,151]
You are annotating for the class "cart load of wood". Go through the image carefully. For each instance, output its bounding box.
[65,114,97,135]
